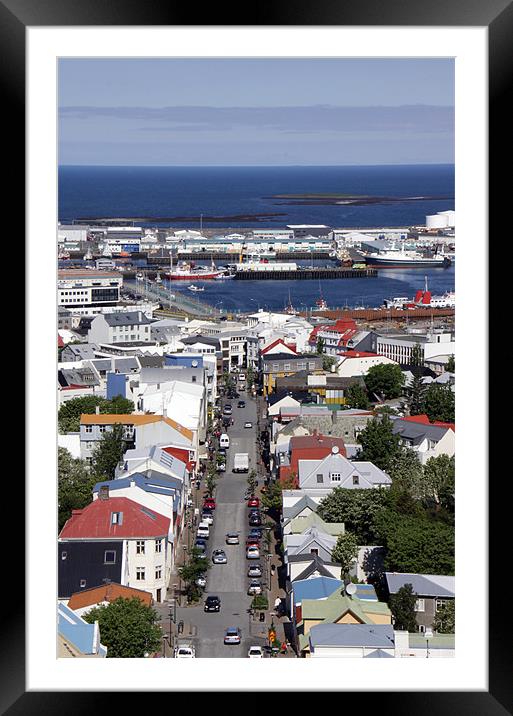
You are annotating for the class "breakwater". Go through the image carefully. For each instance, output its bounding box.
[234,268,376,280]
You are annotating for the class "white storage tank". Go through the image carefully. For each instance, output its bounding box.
[437,210,455,227]
[426,214,448,229]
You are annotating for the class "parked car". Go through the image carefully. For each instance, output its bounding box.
[247,646,264,658]
[201,512,214,525]
[226,533,240,545]
[246,545,260,559]
[195,538,207,549]
[195,574,207,588]
[222,417,231,428]
[204,595,221,612]
[217,462,226,472]
[197,522,210,539]
[247,497,260,508]
[244,422,253,429]
[174,643,196,658]
[223,405,233,415]
[246,535,260,546]
[237,400,246,408]
[247,564,263,578]
[248,528,263,539]
[224,627,242,645]
[247,581,263,596]
[249,513,262,527]
[203,498,216,510]
[212,549,228,564]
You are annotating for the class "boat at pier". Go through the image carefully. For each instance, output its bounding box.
[363,241,451,269]
[188,284,205,292]
[165,260,224,281]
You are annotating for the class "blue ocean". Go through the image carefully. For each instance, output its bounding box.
[58,164,454,229]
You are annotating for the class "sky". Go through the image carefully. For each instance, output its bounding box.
[58,58,454,166]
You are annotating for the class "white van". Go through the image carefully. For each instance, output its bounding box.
[219,433,230,449]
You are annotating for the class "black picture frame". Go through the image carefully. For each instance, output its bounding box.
[5,0,506,711]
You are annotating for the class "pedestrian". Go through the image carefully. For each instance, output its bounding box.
[274,596,281,613]
[280,641,287,655]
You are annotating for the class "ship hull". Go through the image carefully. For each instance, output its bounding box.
[165,271,223,280]
[365,256,451,269]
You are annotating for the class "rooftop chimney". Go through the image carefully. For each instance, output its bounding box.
[95,405,100,415]
[99,486,110,501]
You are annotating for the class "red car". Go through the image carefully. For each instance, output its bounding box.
[246,536,260,547]
[203,498,216,510]
[247,497,260,508]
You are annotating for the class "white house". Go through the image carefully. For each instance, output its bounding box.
[298,447,392,490]
[336,352,398,378]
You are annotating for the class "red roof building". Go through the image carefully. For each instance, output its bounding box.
[261,338,298,356]
[59,496,171,540]
[401,414,455,432]
[279,433,347,486]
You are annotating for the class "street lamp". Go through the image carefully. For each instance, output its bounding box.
[169,599,177,655]
[424,627,433,658]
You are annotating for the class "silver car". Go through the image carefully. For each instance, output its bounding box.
[225,533,240,545]
[247,564,263,578]
[247,580,263,596]
[212,549,227,564]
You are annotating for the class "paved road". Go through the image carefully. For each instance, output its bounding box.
[174,388,268,658]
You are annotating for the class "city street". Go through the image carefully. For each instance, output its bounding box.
[171,386,269,657]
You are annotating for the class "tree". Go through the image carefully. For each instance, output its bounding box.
[364,363,405,400]
[322,355,337,372]
[447,355,455,373]
[316,336,326,354]
[246,469,258,496]
[82,597,162,658]
[407,372,427,416]
[373,511,455,575]
[179,548,211,601]
[433,600,455,633]
[58,395,134,433]
[356,415,402,473]
[316,487,389,544]
[410,343,424,375]
[421,455,455,513]
[246,364,256,388]
[58,396,105,433]
[331,532,359,579]
[387,448,424,499]
[389,584,418,632]
[422,383,455,423]
[204,466,217,498]
[260,474,296,513]
[91,424,126,480]
[58,447,97,531]
[344,384,370,410]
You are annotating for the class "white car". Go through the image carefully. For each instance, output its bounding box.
[174,644,196,658]
[197,522,210,539]
[246,545,260,560]
[248,646,264,658]
[201,512,214,525]
[244,422,253,429]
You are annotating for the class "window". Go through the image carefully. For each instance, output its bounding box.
[136,567,145,581]
[330,473,341,483]
[352,475,360,485]
[308,362,316,369]
[99,425,107,433]
[415,599,425,612]
[111,511,123,525]
[136,541,145,554]
[61,551,67,560]
[284,363,291,371]
[155,566,162,580]
[436,598,451,612]
[310,549,319,556]
[155,539,162,553]
[80,579,87,588]
[315,473,324,484]
[85,425,92,433]
[104,551,116,564]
